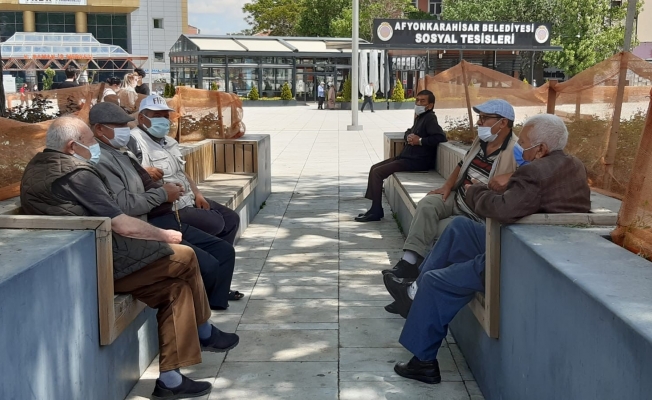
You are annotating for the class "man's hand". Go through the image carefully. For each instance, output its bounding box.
[162,229,182,244]
[428,185,452,201]
[145,167,164,182]
[163,183,184,202]
[406,134,421,146]
[488,173,513,193]
[195,194,210,210]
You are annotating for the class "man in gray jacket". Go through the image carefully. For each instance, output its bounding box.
[92,102,238,311]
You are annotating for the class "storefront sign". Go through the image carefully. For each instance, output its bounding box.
[25,54,92,60]
[19,0,87,5]
[374,19,551,49]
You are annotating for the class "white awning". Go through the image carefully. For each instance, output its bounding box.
[235,39,292,52]
[189,38,245,52]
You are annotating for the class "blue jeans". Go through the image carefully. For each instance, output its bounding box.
[399,217,487,360]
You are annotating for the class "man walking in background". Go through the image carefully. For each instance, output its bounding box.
[361,82,375,113]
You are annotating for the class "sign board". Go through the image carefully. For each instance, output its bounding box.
[373,19,552,50]
[19,0,87,4]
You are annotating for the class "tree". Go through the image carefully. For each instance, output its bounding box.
[248,85,260,100]
[43,68,56,91]
[280,82,293,100]
[243,0,305,36]
[331,0,417,41]
[441,0,639,77]
[392,80,405,102]
[297,0,348,37]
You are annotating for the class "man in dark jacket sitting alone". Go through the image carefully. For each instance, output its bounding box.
[356,90,447,222]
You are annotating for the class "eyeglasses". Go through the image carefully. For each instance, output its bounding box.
[477,114,502,125]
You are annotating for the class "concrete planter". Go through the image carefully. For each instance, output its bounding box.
[242,99,299,107]
[337,102,352,110]
[388,101,416,110]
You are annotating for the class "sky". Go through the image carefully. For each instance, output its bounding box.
[188,0,251,35]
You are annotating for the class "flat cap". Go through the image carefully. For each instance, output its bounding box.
[89,102,135,125]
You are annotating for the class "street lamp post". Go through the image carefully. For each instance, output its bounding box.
[347,0,363,131]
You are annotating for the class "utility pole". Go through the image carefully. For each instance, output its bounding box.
[602,0,637,190]
[0,37,6,117]
[347,0,363,131]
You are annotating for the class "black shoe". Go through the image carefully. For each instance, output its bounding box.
[381,258,422,279]
[152,375,212,399]
[200,325,240,353]
[384,301,400,315]
[394,356,441,384]
[354,213,383,222]
[383,273,413,318]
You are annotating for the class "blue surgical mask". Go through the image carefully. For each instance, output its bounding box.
[103,125,132,148]
[144,116,171,138]
[513,143,539,167]
[73,141,101,165]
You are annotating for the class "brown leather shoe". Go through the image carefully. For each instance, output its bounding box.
[394,356,441,384]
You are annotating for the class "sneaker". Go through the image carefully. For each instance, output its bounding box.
[200,325,239,353]
[151,375,212,399]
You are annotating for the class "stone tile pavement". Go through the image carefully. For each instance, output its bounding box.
[126,106,486,400]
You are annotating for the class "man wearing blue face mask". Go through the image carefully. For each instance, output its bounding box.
[131,95,244,305]
[382,99,518,295]
[356,90,447,222]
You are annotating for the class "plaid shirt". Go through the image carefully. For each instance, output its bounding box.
[465,151,591,224]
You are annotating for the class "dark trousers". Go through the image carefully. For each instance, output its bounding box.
[364,157,415,214]
[317,96,325,109]
[399,218,486,361]
[149,214,236,309]
[361,96,374,111]
[178,198,240,245]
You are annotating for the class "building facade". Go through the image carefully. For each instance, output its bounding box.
[0,0,187,82]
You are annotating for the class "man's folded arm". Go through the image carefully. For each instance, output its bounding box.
[465,173,542,224]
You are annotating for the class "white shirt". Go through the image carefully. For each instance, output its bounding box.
[130,126,195,210]
[364,84,374,97]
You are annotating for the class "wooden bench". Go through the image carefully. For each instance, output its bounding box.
[0,137,270,345]
[384,133,621,339]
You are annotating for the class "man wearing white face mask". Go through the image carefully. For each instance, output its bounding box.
[382,99,518,304]
[131,95,244,306]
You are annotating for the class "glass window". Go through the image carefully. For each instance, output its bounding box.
[87,14,130,51]
[429,0,442,15]
[261,68,292,97]
[202,67,226,90]
[154,52,165,62]
[34,12,75,34]
[227,57,243,64]
[153,18,164,29]
[228,67,258,95]
[202,56,225,64]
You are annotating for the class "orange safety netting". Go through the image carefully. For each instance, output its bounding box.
[0,84,245,200]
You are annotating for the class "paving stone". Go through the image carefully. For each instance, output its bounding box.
[340,318,405,348]
[449,343,475,381]
[257,272,339,286]
[211,362,338,400]
[251,284,338,299]
[241,299,338,323]
[339,381,470,400]
[227,330,338,362]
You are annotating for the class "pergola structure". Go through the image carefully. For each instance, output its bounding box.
[0,32,147,75]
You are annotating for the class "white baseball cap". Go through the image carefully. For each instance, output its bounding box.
[139,94,174,112]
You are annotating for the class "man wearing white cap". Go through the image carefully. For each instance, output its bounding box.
[131,95,245,306]
[381,99,519,303]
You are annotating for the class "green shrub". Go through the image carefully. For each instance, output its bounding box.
[43,68,55,91]
[210,81,219,91]
[342,76,352,102]
[248,85,260,100]
[392,80,405,102]
[280,82,293,100]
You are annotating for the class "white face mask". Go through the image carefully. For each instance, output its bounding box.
[477,119,503,142]
[415,105,428,115]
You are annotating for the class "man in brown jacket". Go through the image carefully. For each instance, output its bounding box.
[20,116,239,399]
[383,114,591,385]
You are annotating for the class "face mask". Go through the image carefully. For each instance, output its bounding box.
[477,119,503,142]
[513,143,539,167]
[103,125,132,148]
[144,116,171,138]
[73,141,101,165]
[415,105,427,115]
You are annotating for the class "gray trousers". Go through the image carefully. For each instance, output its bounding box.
[403,193,466,257]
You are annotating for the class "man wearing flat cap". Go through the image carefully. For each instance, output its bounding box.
[91,102,240,312]
[381,99,519,314]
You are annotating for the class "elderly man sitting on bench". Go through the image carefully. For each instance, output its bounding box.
[383,114,591,384]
